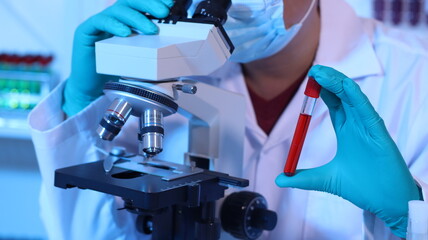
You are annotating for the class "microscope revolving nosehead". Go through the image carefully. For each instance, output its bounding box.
[102,82,178,117]
[98,81,178,159]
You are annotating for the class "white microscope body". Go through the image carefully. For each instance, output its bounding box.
[95,18,245,178]
[53,2,277,239]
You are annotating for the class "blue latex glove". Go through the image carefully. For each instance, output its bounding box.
[62,0,174,116]
[275,65,421,238]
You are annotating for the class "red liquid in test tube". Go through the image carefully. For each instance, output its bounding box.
[283,77,321,176]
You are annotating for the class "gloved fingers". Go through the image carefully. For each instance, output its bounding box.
[309,65,364,128]
[159,0,176,7]
[309,65,350,103]
[275,164,332,192]
[320,88,346,129]
[107,5,158,34]
[80,14,132,38]
[342,77,386,136]
[126,0,173,19]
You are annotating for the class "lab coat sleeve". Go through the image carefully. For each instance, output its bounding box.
[363,95,428,240]
[406,96,428,201]
[28,81,146,240]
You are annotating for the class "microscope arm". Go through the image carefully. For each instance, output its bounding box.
[176,80,245,178]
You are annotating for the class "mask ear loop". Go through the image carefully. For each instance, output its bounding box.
[299,0,317,24]
[285,0,317,29]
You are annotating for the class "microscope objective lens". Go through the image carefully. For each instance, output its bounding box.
[139,109,164,157]
[97,98,133,141]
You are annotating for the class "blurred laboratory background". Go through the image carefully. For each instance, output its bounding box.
[0,1,114,239]
[0,0,426,239]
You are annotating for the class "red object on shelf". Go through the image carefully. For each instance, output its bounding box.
[0,54,6,63]
[7,54,17,65]
[0,53,54,71]
[22,55,34,65]
[39,55,54,67]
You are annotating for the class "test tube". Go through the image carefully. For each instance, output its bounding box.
[409,0,422,26]
[39,55,53,72]
[374,0,386,21]
[392,0,403,25]
[29,81,41,109]
[7,79,19,109]
[0,78,6,109]
[425,0,428,26]
[19,80,31,110]
[0,54,6,70]
[283,77,321,176]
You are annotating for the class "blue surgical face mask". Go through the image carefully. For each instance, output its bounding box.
[189,0,316,63]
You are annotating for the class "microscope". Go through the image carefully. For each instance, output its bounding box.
[54,1,277,239]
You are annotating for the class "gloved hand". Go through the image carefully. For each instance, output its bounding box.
[62,0,174,116]
[275,65,421,238]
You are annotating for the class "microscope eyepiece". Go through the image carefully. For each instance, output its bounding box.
[192,0,232,24]
[97,98,133,141]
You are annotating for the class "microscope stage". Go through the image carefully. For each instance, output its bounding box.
[55,160,248,210]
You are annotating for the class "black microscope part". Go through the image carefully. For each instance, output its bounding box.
[104,82,178,111]
[141,0,235,54]
[192,0,232,25]
[221,191,278,240]
[54,160,253,239]
[170,0,193,18]
[99,117,121,136]
[140,126,164,135]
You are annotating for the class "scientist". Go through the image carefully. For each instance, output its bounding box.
[29,0,428,239]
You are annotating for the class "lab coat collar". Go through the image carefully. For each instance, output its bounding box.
[314,0,383,80]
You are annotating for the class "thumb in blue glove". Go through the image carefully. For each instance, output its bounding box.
[275,65,421,238]
[63,0,174,116]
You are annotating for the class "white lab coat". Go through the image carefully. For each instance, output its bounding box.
[29,0,428,239]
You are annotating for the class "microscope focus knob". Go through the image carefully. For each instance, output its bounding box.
[220,191,277,240]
